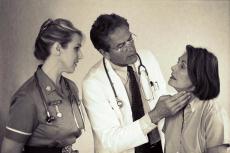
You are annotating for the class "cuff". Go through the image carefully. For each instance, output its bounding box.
[139,114,157,135]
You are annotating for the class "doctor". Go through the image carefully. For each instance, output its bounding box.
[83,13,191,153]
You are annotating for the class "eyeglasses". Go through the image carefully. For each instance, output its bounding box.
[110,33,136,52]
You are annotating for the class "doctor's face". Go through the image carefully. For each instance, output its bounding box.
[168,53,194,92]
[104,25,138,66]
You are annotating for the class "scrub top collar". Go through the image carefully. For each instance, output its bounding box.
[35,65,66,104]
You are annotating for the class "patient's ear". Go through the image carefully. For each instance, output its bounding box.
[99,49,110,60]
[187,86,195,92]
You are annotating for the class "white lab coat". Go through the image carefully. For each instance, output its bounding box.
[82,49,167,153]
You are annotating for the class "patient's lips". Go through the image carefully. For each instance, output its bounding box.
[170,73,176,80]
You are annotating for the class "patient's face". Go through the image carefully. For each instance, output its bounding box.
[168,53,194,92]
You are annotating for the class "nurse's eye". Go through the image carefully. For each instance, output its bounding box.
[74,47,80,52]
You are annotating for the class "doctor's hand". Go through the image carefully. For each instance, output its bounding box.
[148,91,191,124]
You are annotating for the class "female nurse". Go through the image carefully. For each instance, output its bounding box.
[1,18,84,153]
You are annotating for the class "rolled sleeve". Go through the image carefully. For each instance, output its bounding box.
[5,95,37,143]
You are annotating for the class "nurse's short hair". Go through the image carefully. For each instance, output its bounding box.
[34,18,83,61]
[90,13,129,52]
[186,45,220,100]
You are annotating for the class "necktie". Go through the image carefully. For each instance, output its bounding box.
[127,66,145,120]
[127,66,163,153]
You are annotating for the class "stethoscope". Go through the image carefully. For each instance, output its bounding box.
[34,73,84,128]
[103,53,159,108]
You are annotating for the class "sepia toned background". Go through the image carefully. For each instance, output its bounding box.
[0,0,229,152]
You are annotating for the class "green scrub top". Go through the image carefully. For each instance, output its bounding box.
[5,66,84,147]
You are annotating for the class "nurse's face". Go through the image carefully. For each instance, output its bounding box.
[60,34,83,73]
[168,53,194,92]
[103,25,138,66]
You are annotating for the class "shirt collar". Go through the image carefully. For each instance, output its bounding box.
[186,97,199,113]
[109,60,136,81]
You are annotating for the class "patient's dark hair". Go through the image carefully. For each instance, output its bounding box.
[186,45,220,100]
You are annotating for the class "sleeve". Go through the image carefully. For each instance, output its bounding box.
[204,102,230,148]
[82,78,149,153]
[5,95,37,143]
[140,114,157,135]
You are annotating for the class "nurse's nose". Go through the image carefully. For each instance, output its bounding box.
[77,50,83,60]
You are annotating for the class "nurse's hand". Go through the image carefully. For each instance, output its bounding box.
[148,91,191,124]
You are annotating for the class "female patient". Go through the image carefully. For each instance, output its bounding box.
[1,18,84,153]
[164,45,229,153]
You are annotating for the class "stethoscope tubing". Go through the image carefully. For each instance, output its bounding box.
[103,58,119,99]
[34,73,53,121]
[34,72,84,127]
[103,53,151,108]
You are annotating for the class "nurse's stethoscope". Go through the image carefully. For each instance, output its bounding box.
[34,73,84,127]
[103,53,159,108]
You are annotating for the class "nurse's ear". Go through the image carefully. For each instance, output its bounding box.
[99,49,110,60]
[51,42,61,56]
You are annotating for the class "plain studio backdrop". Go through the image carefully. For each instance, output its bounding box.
[0,0,229,152]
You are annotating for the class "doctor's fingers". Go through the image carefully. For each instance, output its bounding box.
[158,95,172,101]
[170,94,191,115]
[169,91,190,102]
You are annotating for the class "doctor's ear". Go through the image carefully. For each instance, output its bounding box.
[99,49,110,60]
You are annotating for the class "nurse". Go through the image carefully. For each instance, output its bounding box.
[1,18,84,153]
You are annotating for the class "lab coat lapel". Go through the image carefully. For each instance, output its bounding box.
[133,55,156,110]
[104,59,133,125]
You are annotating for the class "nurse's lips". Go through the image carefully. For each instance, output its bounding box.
[74,60,78,66]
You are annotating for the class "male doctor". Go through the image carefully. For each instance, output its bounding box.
[83,14,191,153]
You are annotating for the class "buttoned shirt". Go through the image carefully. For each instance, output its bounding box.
[5,66,84,147]
[163,97,230,153]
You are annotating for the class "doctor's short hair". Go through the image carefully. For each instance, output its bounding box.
[90,13,129,52]
[186,45,220,100]
[34,18,83,61]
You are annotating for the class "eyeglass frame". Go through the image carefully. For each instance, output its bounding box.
[109,33,136,52]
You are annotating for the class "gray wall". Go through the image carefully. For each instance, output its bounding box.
[1,0,229,152]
